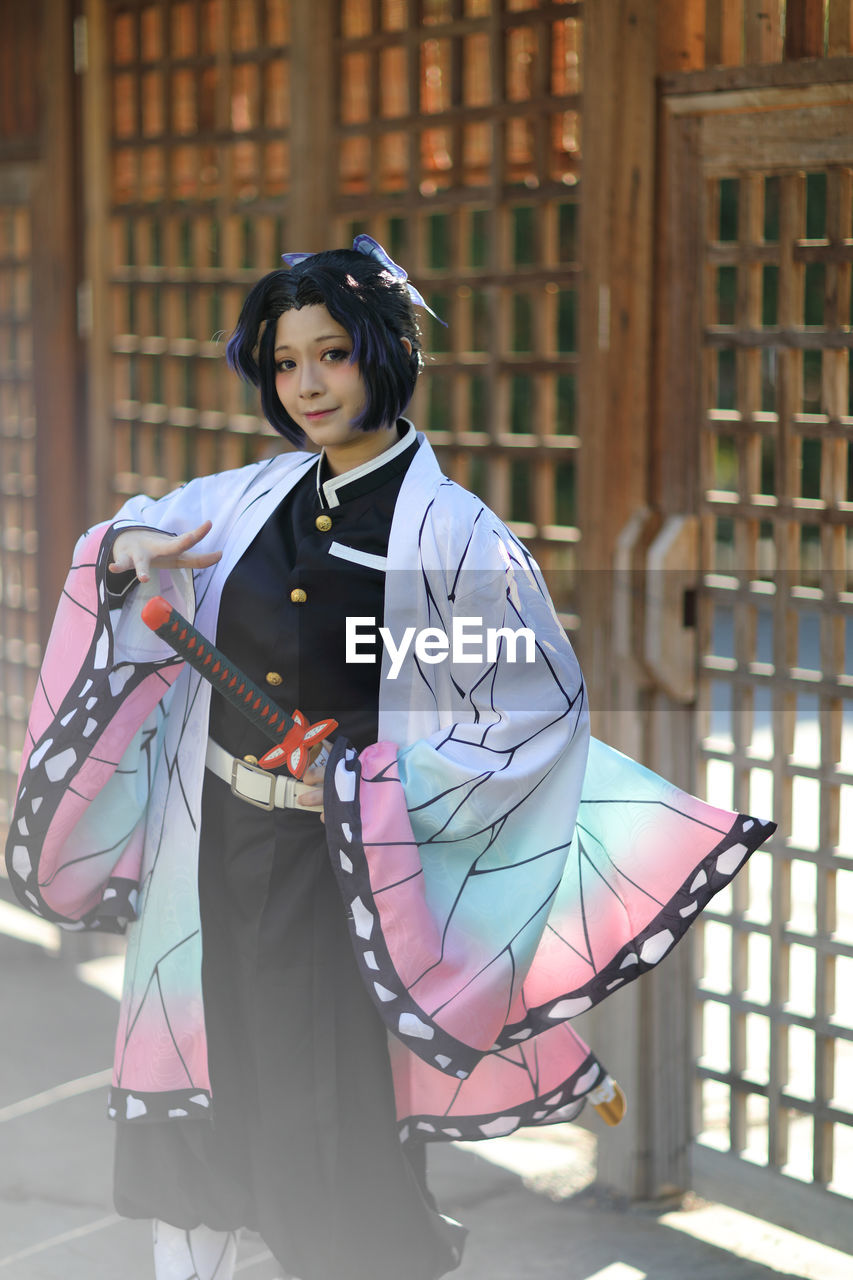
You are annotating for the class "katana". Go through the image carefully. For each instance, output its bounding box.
[140,595,337,779]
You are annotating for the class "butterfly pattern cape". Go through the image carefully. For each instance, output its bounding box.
[4,433,776,1140]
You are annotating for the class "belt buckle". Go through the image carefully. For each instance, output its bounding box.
[230,757,276,811]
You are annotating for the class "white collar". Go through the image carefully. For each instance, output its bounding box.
[316,419,418,509]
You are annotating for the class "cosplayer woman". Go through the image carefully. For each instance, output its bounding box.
[5,239,775,1280]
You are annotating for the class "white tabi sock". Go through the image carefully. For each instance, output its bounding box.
[152,1219,240,1280]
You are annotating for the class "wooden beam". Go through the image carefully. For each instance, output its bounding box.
[744,0,784,63]
[661,53,853,94]
[785,0,827,59]
[653,111,703,518]
[582,4,696,1207]
[289,0,335,250]
[579,0,657,716]
[706,0,744,68]
[657,0,706,72]
[580,0,656,574]
[31,0,83,639]
[82,0,111,523]
[827,0,853,54]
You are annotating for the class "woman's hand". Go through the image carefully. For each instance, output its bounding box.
[109,520,223,584]
[297,741,331,822]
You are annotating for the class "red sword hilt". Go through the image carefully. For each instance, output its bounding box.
[140,595,337,779]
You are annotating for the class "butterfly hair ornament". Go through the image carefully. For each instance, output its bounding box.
[281,234,448,327]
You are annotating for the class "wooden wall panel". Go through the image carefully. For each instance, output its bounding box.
[827,1,853,54]
[667,1,853,68]
[0,1,41,149]
[786,0,830,59]
[744,0,784,63]
[332,0,585,634]
[657,0,706,72]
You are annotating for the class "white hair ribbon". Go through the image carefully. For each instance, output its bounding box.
[281,234,447,326]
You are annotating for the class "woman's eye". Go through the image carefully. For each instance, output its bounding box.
[323,348,350,362]
[276,360,295,372]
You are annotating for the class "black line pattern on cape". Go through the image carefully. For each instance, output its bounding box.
[373,866,424,895]
[145,659,212,888]
[155,968,195,1087]
[37,830,140,888]
[440,1077,467,1118]
[372,656,589,986]
[37,674,56,719]
[117,929,200,1082]
[469,838,574,877]
[493,811,775,1047]
[578,823,665,911]
[503,947,518,1031]
[580,794,730,836]
[106,555,248,1097]
[404,768,493,813]
[4,532,183,926]
[61,587,97,619]
[407,831,524,991]
[400,1047,599,1142]
[412,746,569,848]
[444,684,582,757]
[326,736,775,1081]
[546,921,595,970]
[143,673,203,887]
[575,835,600,972]
[11,461,317,1101]
[422,882,559,1017]
[530,1033,542,1095]
[573,799,727,900]
[194,568,216,614]
[408,819,563,992]
[447,507,483,601]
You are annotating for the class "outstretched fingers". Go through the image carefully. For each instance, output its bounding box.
[109,521,223,583]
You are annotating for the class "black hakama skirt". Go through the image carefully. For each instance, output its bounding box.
[114,770,462,1280]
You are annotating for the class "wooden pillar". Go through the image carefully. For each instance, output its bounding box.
[578,0,657,727]
[744,0,785,63]
[783,0,824,60]
[289,0,335,250]
[706,1,744,67]
[579,1,695,1203]
[827,1,853,55]
[785,0,827,58]
[31,0,82,639]
[81,0,112,523]
[657,0,706,72]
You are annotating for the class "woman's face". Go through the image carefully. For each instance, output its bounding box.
[273,304,395,474]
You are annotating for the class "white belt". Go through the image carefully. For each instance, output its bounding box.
[205,739,323,814]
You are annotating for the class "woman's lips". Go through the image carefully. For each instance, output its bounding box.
[304,408,335,419]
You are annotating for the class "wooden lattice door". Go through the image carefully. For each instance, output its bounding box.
[83,0,297,522]
[659,78,853,1249]
[332,0,584,632]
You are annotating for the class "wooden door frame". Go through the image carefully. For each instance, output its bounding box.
[656,70,853,1251]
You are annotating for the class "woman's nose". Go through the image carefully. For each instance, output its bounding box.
[299,361,323,397]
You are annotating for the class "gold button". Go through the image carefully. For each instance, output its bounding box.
[243,754,259,765]
[315,514,332,532]
[290,587,307,604]
[266,671,283,686]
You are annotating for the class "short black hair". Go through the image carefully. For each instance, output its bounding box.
[226,249,424,445]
